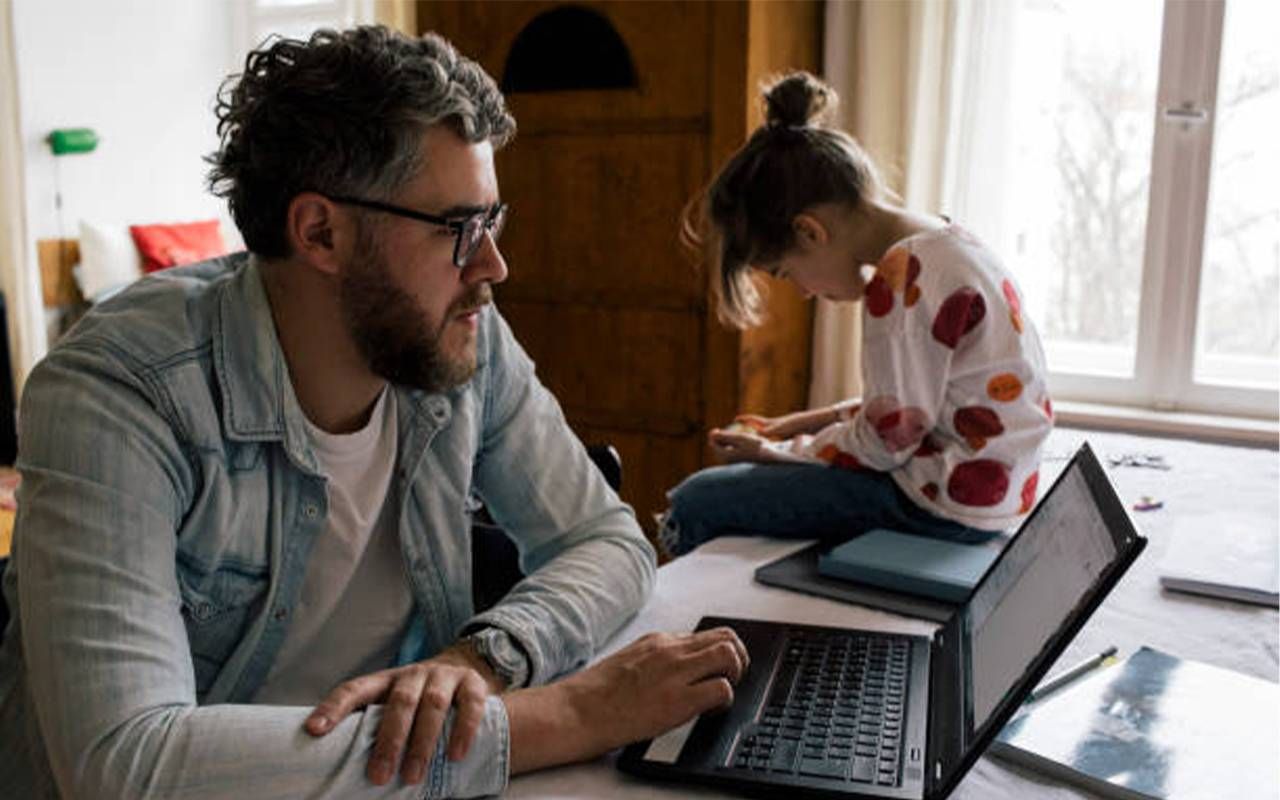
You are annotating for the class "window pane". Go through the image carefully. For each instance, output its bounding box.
[1005,0,1164,378]
[1193,0,1280,392]
[251,20,331,45]
[254,0,339,8]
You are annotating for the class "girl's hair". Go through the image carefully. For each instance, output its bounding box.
[682,71,884,328]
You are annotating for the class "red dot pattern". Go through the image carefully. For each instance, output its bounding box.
[866,249,925,317]
[931,287,986,349]
[914,435,943,458]
[1019,471,1039,514]
[866,274,893,317]
[1002,279,1024,334]
[954,406,1005,451]
[947,459,1011,507]
[817,444,863,471]
[863,395,929,452]
[855,240,1046,520]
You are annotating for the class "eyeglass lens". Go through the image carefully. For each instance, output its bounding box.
[457,205,507,267]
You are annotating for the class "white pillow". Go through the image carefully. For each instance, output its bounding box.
[75,220,143,302]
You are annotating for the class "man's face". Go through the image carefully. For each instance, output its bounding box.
[339,127,508,393]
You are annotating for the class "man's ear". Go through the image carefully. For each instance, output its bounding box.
[792,213,829,250]
[285,192,344,276]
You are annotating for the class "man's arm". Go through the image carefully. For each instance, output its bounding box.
[306,624,752,783]
[465,311,657,684]
[15,347,502,799]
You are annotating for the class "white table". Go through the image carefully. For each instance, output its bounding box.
[503,537,1056,800]
[506,426,1280,799]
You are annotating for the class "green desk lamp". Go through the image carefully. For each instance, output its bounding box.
[47,128,98,156]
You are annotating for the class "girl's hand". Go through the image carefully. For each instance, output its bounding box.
[708,428,770,464]
[735,407,839,440]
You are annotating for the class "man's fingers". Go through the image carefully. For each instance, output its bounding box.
[445,673,489,761]
[676,627,749,667]
[691,640,747,684]
[307,672,392,736]
[690,676,736,714]
[397,672,460,784]
[675,633,749,686]
[368,670,428,785]
[665,676,737,729]
[725,632,750,675]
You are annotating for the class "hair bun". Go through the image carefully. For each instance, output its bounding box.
[762,71,837,128]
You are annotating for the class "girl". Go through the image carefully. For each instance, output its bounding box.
[660,71,1052,558]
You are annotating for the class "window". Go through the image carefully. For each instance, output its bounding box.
[947,0,1277,420]
[233,0,371,60]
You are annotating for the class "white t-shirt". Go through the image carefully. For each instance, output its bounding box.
[797,224,1053,531]
[254,388,413,704]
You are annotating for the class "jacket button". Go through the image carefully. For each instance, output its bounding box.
[274,607,289,621]
[303,504,319,519]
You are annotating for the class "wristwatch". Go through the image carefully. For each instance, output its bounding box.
[462,627,531,690]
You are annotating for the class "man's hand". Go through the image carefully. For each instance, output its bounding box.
[503,627,750,774]
[304,643,504,786]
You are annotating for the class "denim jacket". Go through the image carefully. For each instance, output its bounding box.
[0,254,655,799]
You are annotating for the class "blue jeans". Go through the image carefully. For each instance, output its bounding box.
[660,463,996,557]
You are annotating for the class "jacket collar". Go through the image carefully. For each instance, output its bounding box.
[212,255,321,472]
[211,255,455,472]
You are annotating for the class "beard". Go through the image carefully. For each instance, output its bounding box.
[339,222,491,393]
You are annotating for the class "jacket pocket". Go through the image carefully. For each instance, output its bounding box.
[177,563,268,697]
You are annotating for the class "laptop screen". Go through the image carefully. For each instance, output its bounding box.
[963,454,1121,732]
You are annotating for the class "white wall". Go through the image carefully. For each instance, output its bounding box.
[13,0,240,249]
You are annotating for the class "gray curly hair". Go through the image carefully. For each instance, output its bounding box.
[206,26,516,257]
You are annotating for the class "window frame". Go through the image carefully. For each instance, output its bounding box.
[947,0,1277,422]
[232,0,370,64]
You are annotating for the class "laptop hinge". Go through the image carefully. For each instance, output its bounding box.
[924,616,966,796]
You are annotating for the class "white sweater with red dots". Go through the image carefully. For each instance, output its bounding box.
[796,224,1052,532]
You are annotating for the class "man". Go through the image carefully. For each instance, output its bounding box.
[0,26,746,798]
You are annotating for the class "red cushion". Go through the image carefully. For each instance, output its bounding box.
[129,220,227,274]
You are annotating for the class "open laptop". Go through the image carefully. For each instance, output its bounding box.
[618,442,1146,799]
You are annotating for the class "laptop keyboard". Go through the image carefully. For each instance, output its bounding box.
[728,629,911,786]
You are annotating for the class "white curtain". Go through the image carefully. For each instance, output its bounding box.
[0,2,46,397]
[809,0,960,408]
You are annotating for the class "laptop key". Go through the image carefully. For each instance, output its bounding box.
[799,758,847,780]
[768,739,799,774]
[850,756,875,783]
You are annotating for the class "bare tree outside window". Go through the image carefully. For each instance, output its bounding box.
[954,0,1276,416]
[1195,1,1279,390]
[1002,0,1162,379]
[1047,47,1151,349]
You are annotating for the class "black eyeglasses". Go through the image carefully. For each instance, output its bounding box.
[329,195,508,268]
